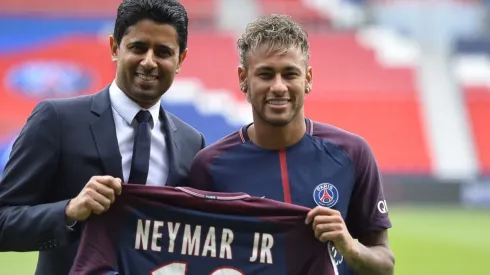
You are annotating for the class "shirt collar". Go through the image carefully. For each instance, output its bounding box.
[109,81,161,127]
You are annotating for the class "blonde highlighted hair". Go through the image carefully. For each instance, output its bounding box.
[237,14,310,68]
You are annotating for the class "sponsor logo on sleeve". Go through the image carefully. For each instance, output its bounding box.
[377,199,388,214]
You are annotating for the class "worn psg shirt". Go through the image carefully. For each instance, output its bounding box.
[188,118,393,274]
[69,184,337,275]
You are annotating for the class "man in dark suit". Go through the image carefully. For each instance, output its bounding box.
[0,1,205,274]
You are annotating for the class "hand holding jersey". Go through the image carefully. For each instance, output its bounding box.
[65,176,122,222]
[306,206,356,256]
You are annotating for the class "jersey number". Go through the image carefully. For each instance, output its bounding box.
[152,262,244,275]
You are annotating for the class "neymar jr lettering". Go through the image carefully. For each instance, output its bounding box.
[135,219,274,264]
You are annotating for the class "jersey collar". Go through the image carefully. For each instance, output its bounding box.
[239,118,313,143]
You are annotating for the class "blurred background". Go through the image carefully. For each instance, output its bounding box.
[0,0,489,274]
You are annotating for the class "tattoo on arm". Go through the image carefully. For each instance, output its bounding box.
[344,230,395,275]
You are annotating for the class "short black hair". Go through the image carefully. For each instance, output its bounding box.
[113,0,188,55]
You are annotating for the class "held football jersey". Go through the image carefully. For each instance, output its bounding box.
[69,184,337,275]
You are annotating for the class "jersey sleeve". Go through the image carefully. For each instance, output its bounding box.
[187,151,214,191]
[69,210,121,275]
[345,138,392,239]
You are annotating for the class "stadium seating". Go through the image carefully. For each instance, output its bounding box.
[179,0,217,29]
[179,33,241,97]
[453,37,490,174]
[303,33,429,174]
[257,0,330,27]
[465,87,490,174]
[0,0,217,29]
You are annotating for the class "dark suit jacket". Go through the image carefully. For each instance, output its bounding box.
[0,86,205,275]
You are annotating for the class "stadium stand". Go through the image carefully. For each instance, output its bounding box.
[257,0,330,26]
[453,37,490,174]
[0,0,218,29]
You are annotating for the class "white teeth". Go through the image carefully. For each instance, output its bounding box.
[137,74,157,81]
[267,100,289,105]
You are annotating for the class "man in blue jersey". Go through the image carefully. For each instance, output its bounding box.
[188,14,395,275]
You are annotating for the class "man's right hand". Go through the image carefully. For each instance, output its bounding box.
[65,176,122,222]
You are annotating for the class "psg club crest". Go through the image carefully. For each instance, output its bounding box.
[313,183,339,208]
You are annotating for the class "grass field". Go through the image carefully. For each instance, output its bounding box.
[0,205,488,274]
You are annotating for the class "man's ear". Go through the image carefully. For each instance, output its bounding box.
[305,66,313,93]
[109,35,118,62]
[238,66,248,93]
[176,48,188,74]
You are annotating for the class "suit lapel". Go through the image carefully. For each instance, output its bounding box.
[89,87,124,180]
[160,106,180,186]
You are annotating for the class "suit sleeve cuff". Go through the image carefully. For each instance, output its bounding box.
[66,220,78,231]
[63,199,78,232]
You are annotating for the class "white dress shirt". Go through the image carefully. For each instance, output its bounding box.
[109,81,169,186]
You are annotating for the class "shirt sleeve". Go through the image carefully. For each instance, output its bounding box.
[345,138,392,239]
[69,208,121,275]
[187,151,214,191]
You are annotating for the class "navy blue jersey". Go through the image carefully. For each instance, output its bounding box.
[69,184,336,275]
[188,118,392,274]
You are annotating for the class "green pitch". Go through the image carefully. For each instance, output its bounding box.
[0,206,488,274]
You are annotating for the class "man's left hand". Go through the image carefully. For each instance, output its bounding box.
[305,206,358,257]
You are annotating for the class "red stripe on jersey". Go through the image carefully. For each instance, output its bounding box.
[279,149,292,203]
[239,128,246,143]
